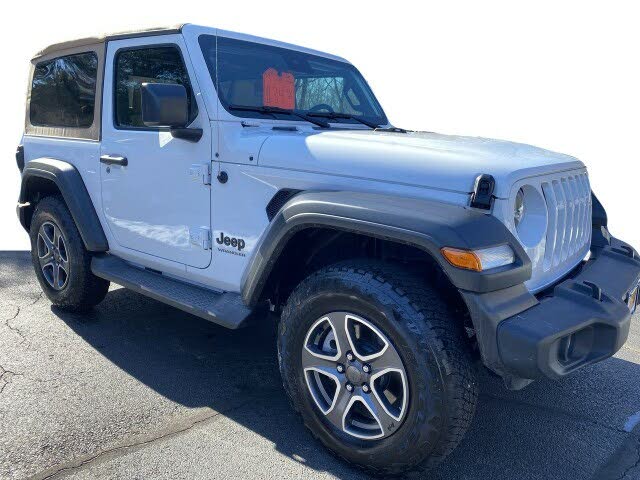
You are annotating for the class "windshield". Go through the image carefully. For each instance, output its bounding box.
[198,35,388,126]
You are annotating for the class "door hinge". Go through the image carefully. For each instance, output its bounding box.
[190,227,212,250]
[189,163,212,185]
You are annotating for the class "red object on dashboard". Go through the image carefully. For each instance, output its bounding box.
[263,68,295,109]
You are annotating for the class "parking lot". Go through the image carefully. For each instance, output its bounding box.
[0,251,639,480]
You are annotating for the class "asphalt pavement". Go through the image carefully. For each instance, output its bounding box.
[1,251,639,480]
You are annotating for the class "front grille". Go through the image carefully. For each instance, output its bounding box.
[540,172,592,273]
[511,169,592,292]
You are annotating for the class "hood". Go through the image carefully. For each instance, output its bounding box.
[258,129,584,198]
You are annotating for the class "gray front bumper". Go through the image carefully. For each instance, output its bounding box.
[462,231,640,388]
[497,241,639,380]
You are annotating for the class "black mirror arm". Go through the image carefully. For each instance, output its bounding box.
[170,127,203,142]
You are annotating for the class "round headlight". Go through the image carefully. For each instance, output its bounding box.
[512,185,547,248]
[514,188,525,227]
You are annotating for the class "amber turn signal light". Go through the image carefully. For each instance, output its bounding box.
[441,247,482,272]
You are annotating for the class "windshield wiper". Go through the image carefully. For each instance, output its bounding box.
[228,105,330,128]
[307,112,380,129]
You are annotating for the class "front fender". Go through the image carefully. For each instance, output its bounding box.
[241,190,531,306]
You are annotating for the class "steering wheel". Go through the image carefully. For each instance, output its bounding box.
[307,103,335,113]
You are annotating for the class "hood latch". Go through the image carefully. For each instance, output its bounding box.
[470,174,495,210]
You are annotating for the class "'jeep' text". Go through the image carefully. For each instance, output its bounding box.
[216,232,246,251]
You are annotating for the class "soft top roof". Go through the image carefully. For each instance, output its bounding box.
[33,23,349,64]
[32,23,350,65]
[32,24,185,60]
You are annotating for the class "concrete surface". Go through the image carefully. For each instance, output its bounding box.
[1,251,639,480]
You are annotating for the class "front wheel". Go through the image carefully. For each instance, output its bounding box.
[278,261,478,475]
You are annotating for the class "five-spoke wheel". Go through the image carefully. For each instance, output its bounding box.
[302,312,408,440]
[29,195,110,311]
[279,261,478,475]
[37,221,69,290]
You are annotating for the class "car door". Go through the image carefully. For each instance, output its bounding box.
[100,35,212,269]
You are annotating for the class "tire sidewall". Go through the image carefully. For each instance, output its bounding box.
[279,271,449,469]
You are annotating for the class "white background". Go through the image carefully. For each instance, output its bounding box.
[1,1,638,251]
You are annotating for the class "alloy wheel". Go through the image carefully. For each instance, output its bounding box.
[37,221,69,290]
[301,312,409,440]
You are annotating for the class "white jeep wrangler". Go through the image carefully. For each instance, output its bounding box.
[16,24,640,474]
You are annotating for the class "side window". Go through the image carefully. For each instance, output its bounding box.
[114,46,198,128]
[30,52,98,128]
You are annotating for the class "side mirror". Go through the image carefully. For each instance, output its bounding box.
[141,83,188,128]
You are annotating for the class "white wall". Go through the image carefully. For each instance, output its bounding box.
[2,0,638,250]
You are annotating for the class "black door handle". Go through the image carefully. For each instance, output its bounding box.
[100,155,128,166]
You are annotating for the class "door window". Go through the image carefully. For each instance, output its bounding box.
[114,46,198,128]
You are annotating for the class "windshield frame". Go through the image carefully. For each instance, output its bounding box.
[197,34,389,127]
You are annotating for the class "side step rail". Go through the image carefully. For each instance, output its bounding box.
[91,255,253,329]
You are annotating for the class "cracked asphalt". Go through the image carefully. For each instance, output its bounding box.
[1,251,639,480]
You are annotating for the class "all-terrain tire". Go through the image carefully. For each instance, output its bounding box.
[278,260,478,475]
[29,195,109,311]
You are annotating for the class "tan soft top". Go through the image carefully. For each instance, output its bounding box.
[32,24,185,60]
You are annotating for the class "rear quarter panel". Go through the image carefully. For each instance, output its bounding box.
[22,136,104,231]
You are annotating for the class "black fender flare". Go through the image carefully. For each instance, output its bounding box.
[18,158,109,252]
[241,190,532,307]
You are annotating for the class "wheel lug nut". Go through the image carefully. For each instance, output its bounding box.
[362,384,370,393]
[337,364,344,373]
[362,364,371,373]
[345,383,354,393]
[346,352,354,362]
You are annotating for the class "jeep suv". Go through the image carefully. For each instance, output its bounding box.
[16,24,640,474]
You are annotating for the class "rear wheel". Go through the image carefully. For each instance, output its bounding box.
[30,196,109,311]
[278,261,478,475]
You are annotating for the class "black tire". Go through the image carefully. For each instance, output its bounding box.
[29,195,109,311]
[278,261,478,476]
